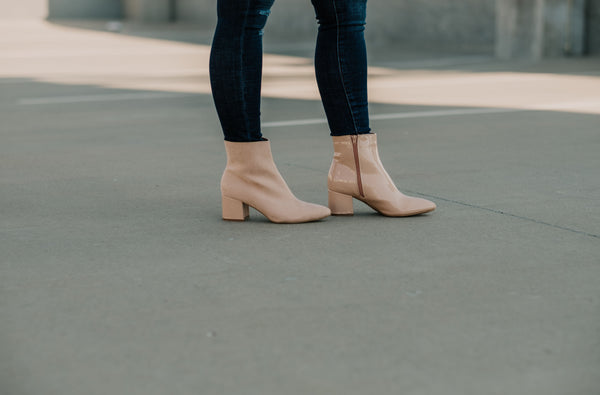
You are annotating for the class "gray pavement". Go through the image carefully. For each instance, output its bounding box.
[1,21,600,395]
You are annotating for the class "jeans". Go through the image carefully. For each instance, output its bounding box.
[210,0,371,142]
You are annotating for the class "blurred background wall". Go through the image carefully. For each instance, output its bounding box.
[48,0,122,19]
[9,0,599,57]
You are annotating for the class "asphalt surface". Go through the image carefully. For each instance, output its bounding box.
[1,20,599,395]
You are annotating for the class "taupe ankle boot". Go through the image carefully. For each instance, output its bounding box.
[221,139,331,223]
[328,134,436,216]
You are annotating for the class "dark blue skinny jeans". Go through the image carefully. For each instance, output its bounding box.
[209,0,371,142]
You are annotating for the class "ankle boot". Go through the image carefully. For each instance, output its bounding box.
[221,139,331,223]
[328,134,436,216]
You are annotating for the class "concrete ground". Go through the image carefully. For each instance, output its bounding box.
[1,20,599,395]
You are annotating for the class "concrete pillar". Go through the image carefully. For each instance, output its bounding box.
[588,0,600,54]
[123,0,172,22]
[496,0,587,59]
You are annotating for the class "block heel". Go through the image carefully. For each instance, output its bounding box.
[328,190,354,216]
[222,196,249,221]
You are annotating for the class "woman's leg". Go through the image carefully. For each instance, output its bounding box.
[209,0,275,142]
[310,0,371,136]
[312,0,436,216]
[213,0,331,223]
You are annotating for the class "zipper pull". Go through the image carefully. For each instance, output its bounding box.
[350,135,365,198]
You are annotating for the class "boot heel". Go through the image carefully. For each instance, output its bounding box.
[328,190,354,215]
[222,196,249,221]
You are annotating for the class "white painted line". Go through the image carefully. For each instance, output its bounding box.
[262,107,521,128]
[18,92,191,105]
[262,118,328,128]
[370,107,521,120]
[0,78,31,84]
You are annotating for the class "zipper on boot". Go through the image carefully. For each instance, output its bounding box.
[351,135,365,198]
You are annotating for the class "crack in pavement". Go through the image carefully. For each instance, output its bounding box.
[283,162,598,239]
[406,190,600,240]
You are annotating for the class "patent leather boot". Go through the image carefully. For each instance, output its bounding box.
[328,134,436,216]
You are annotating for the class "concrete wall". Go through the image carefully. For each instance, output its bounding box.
[176,0,214,24]
[365,0,496,51]
[42,0,599,57]
[495,0,588,59]
[47,0,122,19]
[124,0,171,22]
[175,0,496,52]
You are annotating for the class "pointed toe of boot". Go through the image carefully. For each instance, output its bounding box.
[269,201,331,224]
[369,196,436,217]
[306,203,332,222]
[401,197,436,216]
